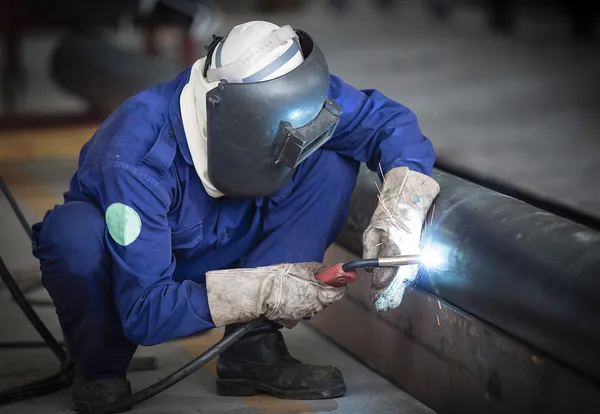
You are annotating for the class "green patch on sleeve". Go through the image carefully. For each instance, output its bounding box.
[105,202,142,246]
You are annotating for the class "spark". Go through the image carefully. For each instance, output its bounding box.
[378,163,386,185]
[436,315,440,326]
[374,178,408,238]
[374,180,395,226]
[377,193,404,233]
[377,195,394,219]
[438,300,441,310]
[374,180,382,193]
[430,204,436,225]
[378,192,411,234]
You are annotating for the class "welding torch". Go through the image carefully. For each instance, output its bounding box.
[315,254,422,286]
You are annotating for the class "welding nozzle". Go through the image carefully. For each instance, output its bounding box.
[314,254,422,287]
[342,254,422,272]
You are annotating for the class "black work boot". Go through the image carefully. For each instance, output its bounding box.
[216,321,346,400]
[72,372,132,413]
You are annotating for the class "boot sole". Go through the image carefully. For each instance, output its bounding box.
[216,378,346,400]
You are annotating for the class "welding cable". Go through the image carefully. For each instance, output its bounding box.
[0,256,75,404]
[341,259,379,272]
[84,320,263,414]
[0,178,75,405]
[0,257,67,361]
[0,179,33,240]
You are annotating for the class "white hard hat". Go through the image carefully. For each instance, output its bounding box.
[193,21,305,135]
[207,21,305,83]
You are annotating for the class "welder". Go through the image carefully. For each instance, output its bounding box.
[31,21,440,411]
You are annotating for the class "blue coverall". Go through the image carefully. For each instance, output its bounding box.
[32,69,435,380]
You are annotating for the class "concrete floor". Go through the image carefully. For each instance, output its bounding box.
[0,288,432,414]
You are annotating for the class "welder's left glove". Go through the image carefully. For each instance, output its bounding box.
[363,166,440,312]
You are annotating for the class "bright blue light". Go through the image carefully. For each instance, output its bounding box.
[419,244,450,270]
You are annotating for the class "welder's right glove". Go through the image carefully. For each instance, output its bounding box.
[205,262,346,328]
[363,166,440,312]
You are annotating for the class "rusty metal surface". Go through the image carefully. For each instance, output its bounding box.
[310,243,600,414]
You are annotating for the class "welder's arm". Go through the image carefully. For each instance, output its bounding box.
[206,164,348,328]
[363,167,439,312]
[80,162,215,346]
[323,74,435,177]
[324,75,440,312]
[205,262,345,329]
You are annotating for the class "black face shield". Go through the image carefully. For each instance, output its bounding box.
[203,29,342,199]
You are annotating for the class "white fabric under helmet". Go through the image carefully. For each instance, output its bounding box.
[180,21,305,198]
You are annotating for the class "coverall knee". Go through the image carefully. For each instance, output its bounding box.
[285,149,360,251]
[234,149,361,268]
[32,201,138,380]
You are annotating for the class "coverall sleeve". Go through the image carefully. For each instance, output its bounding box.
[80,161,214,346]
[323,74,436,177]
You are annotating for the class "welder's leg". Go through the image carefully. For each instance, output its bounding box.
[217,149,359,400]
[32,201,138,380]
[238,148,360,267]
[291,148,361,252]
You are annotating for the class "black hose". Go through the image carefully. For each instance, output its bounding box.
[85,320,262,414]
[0,257,67,362]
[0,255,75,405]
[0,177,76,406]
[0,370,74,405]
[0,179,33,240]
[341,259,379,272]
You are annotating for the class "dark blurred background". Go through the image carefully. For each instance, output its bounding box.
[1,0,599,233]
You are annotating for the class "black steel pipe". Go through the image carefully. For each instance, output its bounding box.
[337,166,600,382]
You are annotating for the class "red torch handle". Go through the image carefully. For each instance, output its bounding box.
[315,263,357,287]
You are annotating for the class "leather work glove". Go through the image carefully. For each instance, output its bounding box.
[205,262,345,328]
[363,166,440,312]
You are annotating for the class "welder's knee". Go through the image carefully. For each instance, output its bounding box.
[33,201,107,279]
[311,149,360,197]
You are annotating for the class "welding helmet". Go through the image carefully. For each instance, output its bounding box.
[199,21,342,199]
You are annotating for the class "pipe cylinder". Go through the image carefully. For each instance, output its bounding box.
[338,166,600,382]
